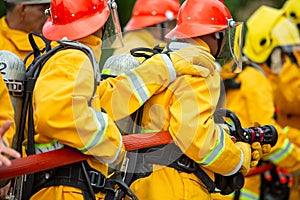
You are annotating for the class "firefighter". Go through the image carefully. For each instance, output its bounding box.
[0,0,50,62]
[113,0,180,57]
[215,6,300,200]
[25,0,217,199]
[119,0,266,199]
[275,0,300,130]
[273,1,300,199]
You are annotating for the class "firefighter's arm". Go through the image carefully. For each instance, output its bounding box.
[169,45,216,76]
[234,142,251,175]
[34,50,124,164]
[283,126,300,146]
[100,45,217,121]
[0,120,20,167]
[167,74,246,176]
[238,68,300,172]
[262,127,300,173]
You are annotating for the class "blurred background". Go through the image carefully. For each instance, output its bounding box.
[0,0,287,30]
[114,0,286,29]
[0,0,287,67]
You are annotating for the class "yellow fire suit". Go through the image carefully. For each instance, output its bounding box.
[0,74,15,148]
[126,39,248,200]
[271,56,300,130]
[0,17,45,65]
[267,54,300,200]
[29,35,206,199]
[215,63,300,200]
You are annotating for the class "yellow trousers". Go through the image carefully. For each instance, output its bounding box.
[30,186,105,200]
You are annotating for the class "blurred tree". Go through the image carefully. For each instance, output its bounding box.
[0,0,287,28]
[224,0,286,21]
[0,0,5,17]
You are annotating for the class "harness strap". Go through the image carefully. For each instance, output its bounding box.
[32,162,107,199]
[133,143,216,193]
[32,161,137,200]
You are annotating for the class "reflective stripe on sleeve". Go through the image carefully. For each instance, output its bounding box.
[124,70,151,105]
[160,54,176,82]
[78,108,108,154]
[264,138,293,164]
[140,129,160,133]
[239,189,259,200]
[35,139,64,154]
[100,133,123,164]
[201,125,225,165]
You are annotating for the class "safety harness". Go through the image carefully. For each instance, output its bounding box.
[13,32,135,200]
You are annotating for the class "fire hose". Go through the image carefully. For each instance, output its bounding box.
[0,131,172,180]
[0,109,278,182]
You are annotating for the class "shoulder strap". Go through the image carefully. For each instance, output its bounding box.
[16,35,101,200]
[24,32,52,67]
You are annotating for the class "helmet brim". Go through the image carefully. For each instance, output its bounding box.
[43,9,110,41]
[165,24,228,39]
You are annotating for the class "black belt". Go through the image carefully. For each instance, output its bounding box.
[32,161,107,198]
[131,144,216,193]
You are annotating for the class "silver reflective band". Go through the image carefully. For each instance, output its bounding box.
[35,140,64,154]
[79,109,108,154]
[125,70,150,104]
[160,54,176,82]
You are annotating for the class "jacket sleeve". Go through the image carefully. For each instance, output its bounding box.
[168,74,244,176]
[99,53,176,121]
[0,75,15,148]
[34,49,124,164]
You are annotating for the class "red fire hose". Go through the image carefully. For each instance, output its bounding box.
[0,131,172,180]
[0,130,273,180]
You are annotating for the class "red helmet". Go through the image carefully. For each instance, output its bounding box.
[43,0,110,41]
[165,0,232,39]
[124,0,180,31]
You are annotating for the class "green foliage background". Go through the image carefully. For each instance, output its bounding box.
[0,0,287,28]
[115,0,286,29]
[0,0,286,68]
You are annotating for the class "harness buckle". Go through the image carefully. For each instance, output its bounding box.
[88,170,106,190]
[176,155,197,172]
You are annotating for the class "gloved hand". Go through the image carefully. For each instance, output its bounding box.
[252,122,272,157]
[169,45,216,77]
[261,144,271,155]
[250,142,262,168]
[235,142,251,176]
